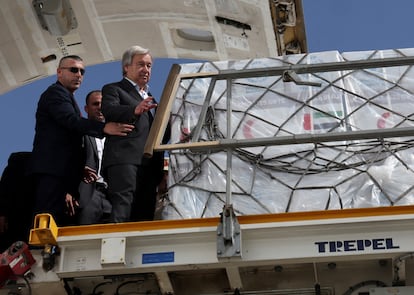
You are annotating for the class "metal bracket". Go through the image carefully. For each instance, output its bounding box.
[283,70,321,87]
[29,214,59,246]
[217,205,242,258]
[101,237,126,266]
[32,0,78,36]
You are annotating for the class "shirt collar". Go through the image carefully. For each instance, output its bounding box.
[125,77,149,93]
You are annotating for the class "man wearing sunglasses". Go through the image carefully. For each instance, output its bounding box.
[29,55,135,226]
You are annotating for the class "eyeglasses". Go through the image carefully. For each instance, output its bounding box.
[60,67,85,75]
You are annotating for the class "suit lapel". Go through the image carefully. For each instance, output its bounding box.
[89,136,98,154]
[120,78,143,102]
[120,78,154,124]
[69,94,81,116]
[86,135,99,165]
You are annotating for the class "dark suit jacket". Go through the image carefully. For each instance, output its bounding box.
[78,135,111,224]
[78,135,100,209]
[0,152,34,251]
[101,78,153,168]
[101,78,169,184]
[29,81,106,196]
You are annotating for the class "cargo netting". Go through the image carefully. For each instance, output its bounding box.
[159,48,414,219]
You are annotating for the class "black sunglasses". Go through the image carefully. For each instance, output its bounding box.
[61,67,85,75]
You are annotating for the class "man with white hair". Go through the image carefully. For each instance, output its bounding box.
[101,45,169,223]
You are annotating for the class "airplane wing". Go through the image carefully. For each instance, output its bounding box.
[0,0,306,96]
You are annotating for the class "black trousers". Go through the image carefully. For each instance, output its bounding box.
[32,174,77,226]
[77,182,111,225]
[106,164,157,223]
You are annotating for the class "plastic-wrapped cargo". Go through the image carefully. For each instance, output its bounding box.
[159,48,414,219]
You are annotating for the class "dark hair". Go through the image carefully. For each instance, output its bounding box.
[85,90,101,105]
[58,55,83,67]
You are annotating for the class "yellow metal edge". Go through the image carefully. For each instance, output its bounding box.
[54,205,414,238]
[29,213,59,246]
[237,205,414,224]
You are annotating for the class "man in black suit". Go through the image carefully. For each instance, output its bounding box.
[0,152,33,251]
[78,90,112,225]
[101,45,168,223]
[29,55,134,226]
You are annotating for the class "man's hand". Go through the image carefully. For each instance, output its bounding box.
[104,122,134,136]
[135,97,157,115]
[65,193,79,216]
[83,166,98,183]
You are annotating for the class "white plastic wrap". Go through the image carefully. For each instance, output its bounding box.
[160,48,414,219]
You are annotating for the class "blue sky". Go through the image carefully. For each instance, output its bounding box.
[1,0,414,173]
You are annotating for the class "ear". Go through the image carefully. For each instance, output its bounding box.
[56,67,63,76]
[84,105,88,114]
[123,64,129,76]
